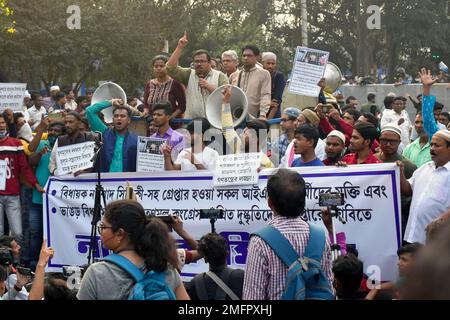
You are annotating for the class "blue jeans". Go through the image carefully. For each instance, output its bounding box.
[29,202,43,269]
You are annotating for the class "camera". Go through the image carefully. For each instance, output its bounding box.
[155,216,174,232]
[0,246,14,266]
[63,266,85,278]
[319,192,344,207]
[199,209,225,220]
[16,266,33,277]
[322,104,333,113]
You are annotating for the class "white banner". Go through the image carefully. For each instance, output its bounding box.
[44,163,402,281]
[288,47,329,97]
[137,136,166,172]
[56,141,96,175]
[0,83,27,111]
[214,153,261,187]
[0,160,6,191]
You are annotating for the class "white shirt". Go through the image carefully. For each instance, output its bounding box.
[6,274,29,300]
[65,100,77,111]
[174,146,219,171]
[25,105,47,131]
[404,160,450,244]
[380,109,412,147]
[279,138,326,168]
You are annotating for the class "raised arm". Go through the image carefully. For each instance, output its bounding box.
[418,68,439,140]
[85,100,116,133]
[167,31,189,67]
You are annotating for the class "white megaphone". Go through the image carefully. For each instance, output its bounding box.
[91,82,127,123]
[205,85,248,129]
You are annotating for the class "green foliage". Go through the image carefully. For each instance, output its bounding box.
[0,0,448,93]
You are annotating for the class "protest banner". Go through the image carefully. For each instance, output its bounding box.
[213,153,261,187]
[0,83,27,111]
[136,136,166,172]
[55,141,96,175]
[0,160,7,190]
[44,163,401,281]
[288,47,329,97]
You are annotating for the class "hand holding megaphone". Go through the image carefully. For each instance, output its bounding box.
[111,98,124,107]
[221,85,232,104]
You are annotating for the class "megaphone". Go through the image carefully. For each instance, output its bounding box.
[323,62,343,94]
[91,82,127,123]
[205,85,248,129]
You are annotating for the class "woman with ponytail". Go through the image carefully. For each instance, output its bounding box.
[77,200,190,300]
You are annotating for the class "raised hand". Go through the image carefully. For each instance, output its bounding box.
[418,68,437,96]
[221,85,232,104]
[178,31,189,49]
[37,241,55,268]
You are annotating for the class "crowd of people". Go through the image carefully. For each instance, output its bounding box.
[1,32,450,300]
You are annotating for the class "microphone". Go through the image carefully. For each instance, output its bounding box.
[94,131,103,143]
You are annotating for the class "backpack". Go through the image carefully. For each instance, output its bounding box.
[103,254,176,300]
[252,223,334,300]
[193,267,241,300]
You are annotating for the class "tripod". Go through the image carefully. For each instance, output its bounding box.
[87,135,106,265]
[328,205,346,261]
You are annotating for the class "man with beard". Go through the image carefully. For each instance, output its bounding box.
[262,52,286,119]
[166,32,228,119]
[403,113,431,168]
[400,129,450,244]
[340,122,381,165]
[376,125,417,176]
[323,130,346,166]
[86,99,137,172]
[28,120,65,269]
[49,111,97,176]
[43,86,60,110]
[376,124,417,236]
[163,118,218,171]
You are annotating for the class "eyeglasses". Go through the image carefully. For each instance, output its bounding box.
[193,60,208,65]
[379,138,400,145]
[97,224,113,234]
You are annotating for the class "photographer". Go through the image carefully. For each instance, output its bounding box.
[0,244,29,300]
[0,263,29,300]
[0,236,29,300]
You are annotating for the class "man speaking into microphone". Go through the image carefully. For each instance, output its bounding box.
[166,31,228,119]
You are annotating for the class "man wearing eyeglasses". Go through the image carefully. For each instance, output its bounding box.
[376,125,417,177]
[375,124,417,236]
[230,45,272,120]
[166,32,228,119]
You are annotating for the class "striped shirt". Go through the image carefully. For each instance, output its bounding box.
[243,215,333,300]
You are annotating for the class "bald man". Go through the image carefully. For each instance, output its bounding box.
[399,129,450,244]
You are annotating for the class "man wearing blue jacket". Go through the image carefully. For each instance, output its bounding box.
[86,99,137,172]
